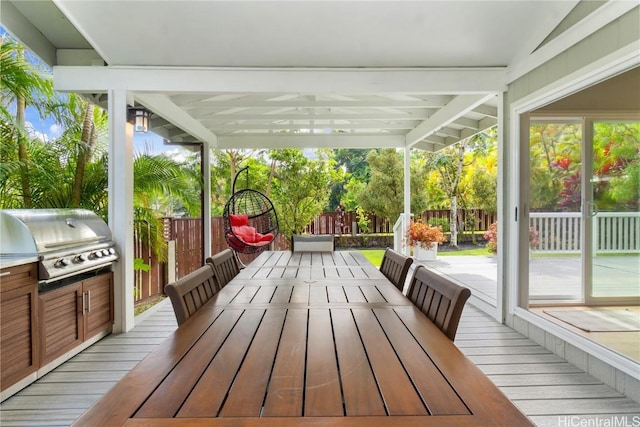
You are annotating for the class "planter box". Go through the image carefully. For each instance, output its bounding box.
[292,235,334,252]
[413,245,438,261]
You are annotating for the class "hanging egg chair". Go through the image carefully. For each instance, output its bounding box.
[223,166,279,256]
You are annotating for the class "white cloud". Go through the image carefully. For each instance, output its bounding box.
[49,123,63,138]
[24,121,49,142]
[165,148,189,163]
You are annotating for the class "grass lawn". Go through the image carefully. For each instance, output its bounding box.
[358,246,489,267]
[358,250,385,267]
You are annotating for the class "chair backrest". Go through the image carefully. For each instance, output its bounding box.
[206,249,241,288]
[164,264,220,326]
[406,265,471,341]
[379,248,413,293]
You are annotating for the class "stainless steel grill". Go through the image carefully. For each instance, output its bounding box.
[0,209,118,283]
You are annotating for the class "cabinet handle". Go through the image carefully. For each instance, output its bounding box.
[87,289,91,313]
[81,292,86,314]
[0,271,10,278]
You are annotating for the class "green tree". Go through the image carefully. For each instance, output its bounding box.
[357,148,428,223]
[591,122,639,211]
[210,149,269,215]
[529,123,582,210]
[269,149,334,241]
[422,132,493,247]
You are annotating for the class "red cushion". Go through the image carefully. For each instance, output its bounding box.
[230,214,249,227]
[255,232,274,243]
[232,225,256,243]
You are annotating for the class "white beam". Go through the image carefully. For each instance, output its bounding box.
[135,94,219,147]
[200,113,429,122]
[217,134,405,149]
[451,117,481,130]
[1,1,57,67]
[53,66,507,94]
[422,135,447,146]
[473,105,499,118]
[56,49,104,66]
[405,94,495,146]
[209,122,418,131]
[412,141,438,152]
[183,99,450,109]
[507,0,639,83]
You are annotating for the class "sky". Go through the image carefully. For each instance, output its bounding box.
[3,25,182,158]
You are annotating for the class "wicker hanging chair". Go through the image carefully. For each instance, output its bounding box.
[223,166,279,255]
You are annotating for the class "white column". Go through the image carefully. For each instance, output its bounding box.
[403,145,412,255]
[202,141,212,259]
[108,89,135,333]
[495,91,505,323]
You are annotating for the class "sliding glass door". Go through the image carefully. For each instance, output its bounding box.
[527,118,640,305]
[587,121,640,303]
[528,120,584,302]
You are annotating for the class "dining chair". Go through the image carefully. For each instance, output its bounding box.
[164,264,220,326]
[379,248,414,293]
[206,248,241,288]
[406,265,471,341]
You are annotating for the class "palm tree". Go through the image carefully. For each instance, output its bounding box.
[1,35,53,207]
[133,152,201,261]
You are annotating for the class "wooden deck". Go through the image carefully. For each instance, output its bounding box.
[1,298,639,426]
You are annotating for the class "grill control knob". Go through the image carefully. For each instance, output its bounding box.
[89,251,103,259]
[55,258,70,268]
[73,254,88,263]
[108,248,116,255]
[101,249,110,257]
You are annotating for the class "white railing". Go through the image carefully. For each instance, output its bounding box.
[529,212,640,254]
[393,213,412,255]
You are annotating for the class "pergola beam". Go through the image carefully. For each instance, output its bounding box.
[53,66,507,94]
[217,134,405,149]
[135,94,219,146]
[208,122,419,131]
[182,99,451,109]
[405,94,496,146]
[200,112,430,122]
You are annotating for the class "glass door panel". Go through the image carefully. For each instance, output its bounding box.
[589,121,640,301]
[529,121,583,302]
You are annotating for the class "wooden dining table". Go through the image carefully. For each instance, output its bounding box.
[73,251,533,426]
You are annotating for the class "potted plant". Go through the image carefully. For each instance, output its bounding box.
[406,220,446,260]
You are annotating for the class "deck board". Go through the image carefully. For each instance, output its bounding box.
[1,285,639,426]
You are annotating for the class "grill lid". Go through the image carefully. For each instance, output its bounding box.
[0,209,112,255]
[1,209,118,283]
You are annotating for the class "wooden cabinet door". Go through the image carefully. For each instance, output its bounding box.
[39,282,83,365]
[83,272,114,339]
[0,263,39,391]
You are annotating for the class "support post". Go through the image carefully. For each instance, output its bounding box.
[403,146,412,255]
[108,89,135,333]
[202,141,212,259]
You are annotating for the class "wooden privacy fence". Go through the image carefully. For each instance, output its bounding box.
[303,209,497,235]
[133,220,164,304]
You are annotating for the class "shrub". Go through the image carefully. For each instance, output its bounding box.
[406,221,446,250]
[484,222,539,254]
[428,217,450,232]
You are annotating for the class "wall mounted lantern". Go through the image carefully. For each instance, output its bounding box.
[128,107,150,133]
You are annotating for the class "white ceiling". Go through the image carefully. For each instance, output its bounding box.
[5,0,619,150]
